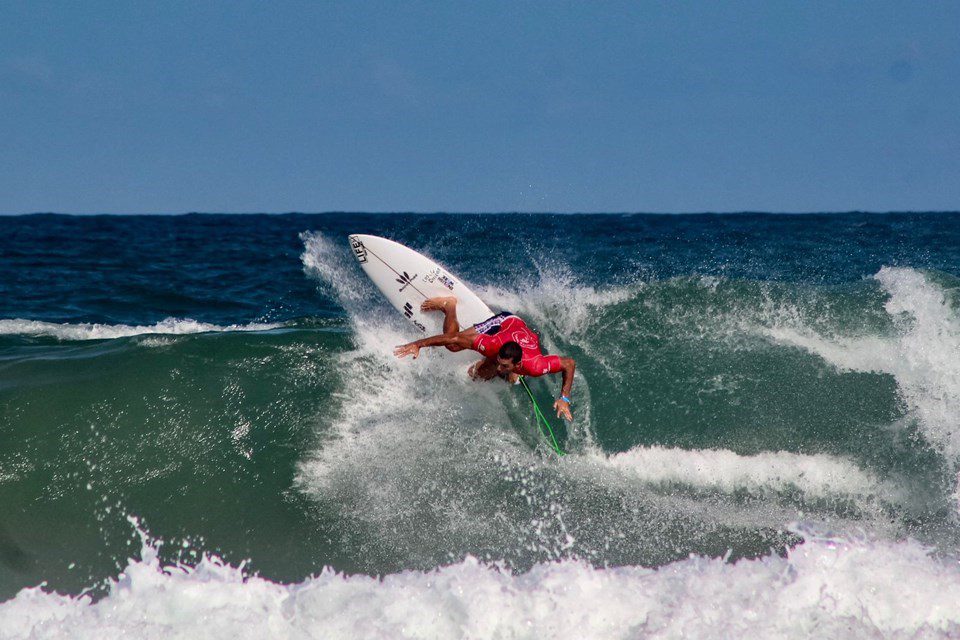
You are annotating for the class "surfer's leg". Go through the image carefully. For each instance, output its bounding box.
[421,296,459,331]
[422,297,463,350]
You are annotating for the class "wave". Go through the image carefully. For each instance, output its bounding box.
[762,267,960,468]
[0,317,284,341]
[3,521,960,639]
[292,234,900,574]
[593,445,893,502]
[291,236,940,568]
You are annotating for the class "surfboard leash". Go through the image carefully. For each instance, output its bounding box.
[519,377,566,456]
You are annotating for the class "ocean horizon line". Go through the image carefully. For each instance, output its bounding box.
[3,209,960,217]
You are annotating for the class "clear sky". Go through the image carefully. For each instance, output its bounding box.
[1,1,957,213]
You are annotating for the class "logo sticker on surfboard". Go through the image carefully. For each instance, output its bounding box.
[350,236,367,264]
[422,268,456,291]
[396,271,418,292]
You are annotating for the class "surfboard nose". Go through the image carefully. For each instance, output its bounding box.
[344,233,493,333]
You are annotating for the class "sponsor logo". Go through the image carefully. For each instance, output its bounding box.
[350,236,367,264]
[512,330,538,350]
[421,268,455,291]
[413,320,426,332]
[403,302,414,318]
[396,271,418,292]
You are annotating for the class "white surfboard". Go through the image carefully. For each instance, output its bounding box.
[348,234,493,334]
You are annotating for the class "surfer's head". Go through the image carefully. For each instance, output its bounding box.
[496,342,523,374]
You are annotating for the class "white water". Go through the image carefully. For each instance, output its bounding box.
[3,522,960,639]
[595,444,893,501]
[298,232,549,564]
[0,317,283,341]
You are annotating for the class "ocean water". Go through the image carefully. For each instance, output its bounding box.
[1,212,959,638]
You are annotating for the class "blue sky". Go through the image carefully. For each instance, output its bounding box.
[1,1,957,213]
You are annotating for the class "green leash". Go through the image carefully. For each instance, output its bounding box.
[519,377,566,456]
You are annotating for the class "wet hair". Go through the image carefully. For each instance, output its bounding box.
[498,341,522,364]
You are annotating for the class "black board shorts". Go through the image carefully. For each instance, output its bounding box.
[473,311,515,336]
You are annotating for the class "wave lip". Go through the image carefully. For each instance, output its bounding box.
[763,266,960,467]
[597,445,889,502]
[0,317,283,341]
[3,525,960,639]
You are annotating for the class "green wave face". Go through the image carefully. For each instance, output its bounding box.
[0,329,348,596]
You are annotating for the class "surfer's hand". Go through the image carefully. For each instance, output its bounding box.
[394,342,420,359]
[554,398,573,421]
[468,361,483,379]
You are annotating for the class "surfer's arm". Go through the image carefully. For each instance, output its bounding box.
[553,357,576,421]
[558,357,576,398]
[394,332,474,358]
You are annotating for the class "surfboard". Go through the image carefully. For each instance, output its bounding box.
[347,234,493,335]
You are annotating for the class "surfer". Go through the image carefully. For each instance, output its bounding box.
[393,297,576,421]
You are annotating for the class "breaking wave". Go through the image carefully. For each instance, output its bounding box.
[3,521,960,640]
[0,317,283,341]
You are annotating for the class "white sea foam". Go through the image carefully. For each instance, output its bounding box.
[763,267,960,466]
[592,444,891,502]
[3,524,960,639]
[298,232,537,563]
[0,318,282,341]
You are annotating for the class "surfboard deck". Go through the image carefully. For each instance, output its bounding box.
[348,234,493,335]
